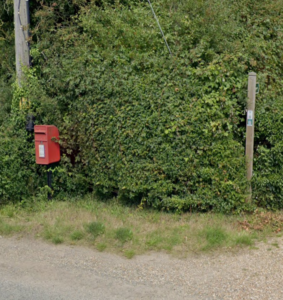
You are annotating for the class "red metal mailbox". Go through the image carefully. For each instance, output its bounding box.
[34,125,60,165]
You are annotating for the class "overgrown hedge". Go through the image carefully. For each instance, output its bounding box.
[2,0,283,211]
[0,1,14,125]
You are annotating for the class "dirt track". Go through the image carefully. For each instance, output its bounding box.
[1,236,283,299]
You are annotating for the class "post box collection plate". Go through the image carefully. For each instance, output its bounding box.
[39,144,45,158]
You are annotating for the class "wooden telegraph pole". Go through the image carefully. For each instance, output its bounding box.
[245,72,257,200]
[14,0,31,86]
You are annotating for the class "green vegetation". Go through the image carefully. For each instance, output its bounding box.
[124,249,136,259]
[201,227,228,251]
[115,228,133,244]
[1,0,283,212]
[85,222,105,239]
[0,219,21,235]
[0,1,14,125]
[52,236,64,245]
[70,230,84,241]
[1,196,283,258]
[235,235,254,247]
[96,243,107,252]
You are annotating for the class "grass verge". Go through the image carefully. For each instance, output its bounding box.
[0,196,281,258]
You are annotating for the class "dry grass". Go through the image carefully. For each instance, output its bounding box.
[0,196,281,258]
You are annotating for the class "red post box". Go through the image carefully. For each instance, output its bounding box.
[34,125,60,165]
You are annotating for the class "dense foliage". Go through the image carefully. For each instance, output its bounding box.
[0,1,14,125]
[1,0,283,211]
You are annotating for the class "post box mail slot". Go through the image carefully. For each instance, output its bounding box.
[34,125,60,165]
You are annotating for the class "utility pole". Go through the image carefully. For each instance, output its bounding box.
[245,72,256,200]
[14,0,30,87]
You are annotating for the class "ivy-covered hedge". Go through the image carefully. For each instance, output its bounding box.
[0,1,14,126]
[2,0,283,211]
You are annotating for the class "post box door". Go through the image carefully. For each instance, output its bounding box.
[47,126,60,164]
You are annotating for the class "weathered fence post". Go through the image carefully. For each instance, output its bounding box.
[245,72,257,201]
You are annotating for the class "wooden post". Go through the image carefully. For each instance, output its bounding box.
[14,0,30,86]
[245,72,256,199]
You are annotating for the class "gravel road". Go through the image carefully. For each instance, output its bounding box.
[1,236,283,300]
